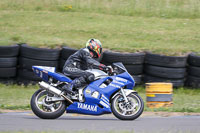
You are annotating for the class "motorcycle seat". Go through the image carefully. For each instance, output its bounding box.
[48,72,72,83]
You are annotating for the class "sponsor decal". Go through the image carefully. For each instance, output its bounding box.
[40,71,43,78]
[42,70,48,74]
[110,83,121,88]
[36,69,39,74]
[85,89,91,94]
[101,95,109,102]
[99,101,110,108]
[116,77,127,83]
[101,95,109,104]
[112,80,125,85]
[77,103,97,112]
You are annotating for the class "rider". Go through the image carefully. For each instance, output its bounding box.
[62,39,111,95]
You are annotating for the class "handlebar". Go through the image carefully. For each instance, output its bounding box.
[107,66,119,76]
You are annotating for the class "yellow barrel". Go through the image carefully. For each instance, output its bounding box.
[146,82,173,108]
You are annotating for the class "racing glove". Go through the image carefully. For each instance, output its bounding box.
[99,64,112,74]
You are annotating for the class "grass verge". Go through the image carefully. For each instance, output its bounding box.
[0,84,37,110]
[136,86,200,112]
[0,11,199,55]
[0,0,200,18]
[0,84,200,112]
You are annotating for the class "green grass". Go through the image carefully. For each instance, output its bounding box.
[0,0,200,55]
[0,84,200,112]
[136,86,200,112]
[0,11,200,55]
[0,0,200,18]
[0,84,37,110]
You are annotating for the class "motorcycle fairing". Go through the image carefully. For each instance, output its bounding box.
[87,72,135,99]
[32,66,72,83]
[66,72,135,115]
[66,102,111,115]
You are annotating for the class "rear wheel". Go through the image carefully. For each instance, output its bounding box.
[111,93,144,120]
[31,89,66,119]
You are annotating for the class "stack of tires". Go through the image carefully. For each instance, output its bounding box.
[59,47,78,71]
[18,44,60,85]
[186,53,200,88]
[102,51,145,85]
[143,52,187,88]
[0,45,19,84]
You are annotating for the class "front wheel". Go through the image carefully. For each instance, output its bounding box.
[31,89,66,119]
[111,93,144,120]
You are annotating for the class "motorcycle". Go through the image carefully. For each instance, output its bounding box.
[30,62,144,120]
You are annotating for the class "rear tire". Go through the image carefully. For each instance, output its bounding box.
[111,93,144,120]
[31,89,66,119]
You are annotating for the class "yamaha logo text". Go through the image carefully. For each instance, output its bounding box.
[77,103,97,112]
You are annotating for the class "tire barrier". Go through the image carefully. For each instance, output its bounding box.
[20,44,60,61]
[0,78,17,85]
[144,65,186,79]
[59,58,66,71]
[0,44,199,89]
[0,45,19,84]
[144,52,187,88]
[132,75,142,85]
[188,53,200,67]
[145,52,187,68]
[188,66,200,77]
[186,53,200,88]
[186,75,200,88]
[61,47,78,60]
[0,44,19,57]
[102,51,145,65]
[19,57,58,70]
[125,64,143,75]
[146,83,173,108]
[18,44,60,85]
[0,67,17,78]
[143,74,184,88]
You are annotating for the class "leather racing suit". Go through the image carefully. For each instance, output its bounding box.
[63,48,106,90]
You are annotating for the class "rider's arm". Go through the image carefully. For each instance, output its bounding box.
[81,49,107,70]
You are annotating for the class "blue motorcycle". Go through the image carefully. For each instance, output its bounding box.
[30,62,144,120]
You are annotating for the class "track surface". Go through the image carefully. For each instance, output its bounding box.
[0,112,200,133]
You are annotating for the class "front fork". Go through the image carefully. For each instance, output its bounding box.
[120,88,129,103]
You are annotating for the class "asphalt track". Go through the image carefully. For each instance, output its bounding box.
[0,112,200,133]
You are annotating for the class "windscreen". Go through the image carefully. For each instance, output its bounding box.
[112,62,127,74]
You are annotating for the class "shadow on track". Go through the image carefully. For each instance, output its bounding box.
[24,116,119,121]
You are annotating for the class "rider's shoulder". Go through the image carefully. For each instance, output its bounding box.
[80,48,90,55]
[82,48,89,53]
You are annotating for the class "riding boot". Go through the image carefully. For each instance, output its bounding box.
[62,83,75,95]
[62,77,86,95]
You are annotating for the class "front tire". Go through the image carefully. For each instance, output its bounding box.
[111,93,144,120]
[31,89,66,119]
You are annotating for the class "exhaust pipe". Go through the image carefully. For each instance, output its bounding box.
[39,81,73,104]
